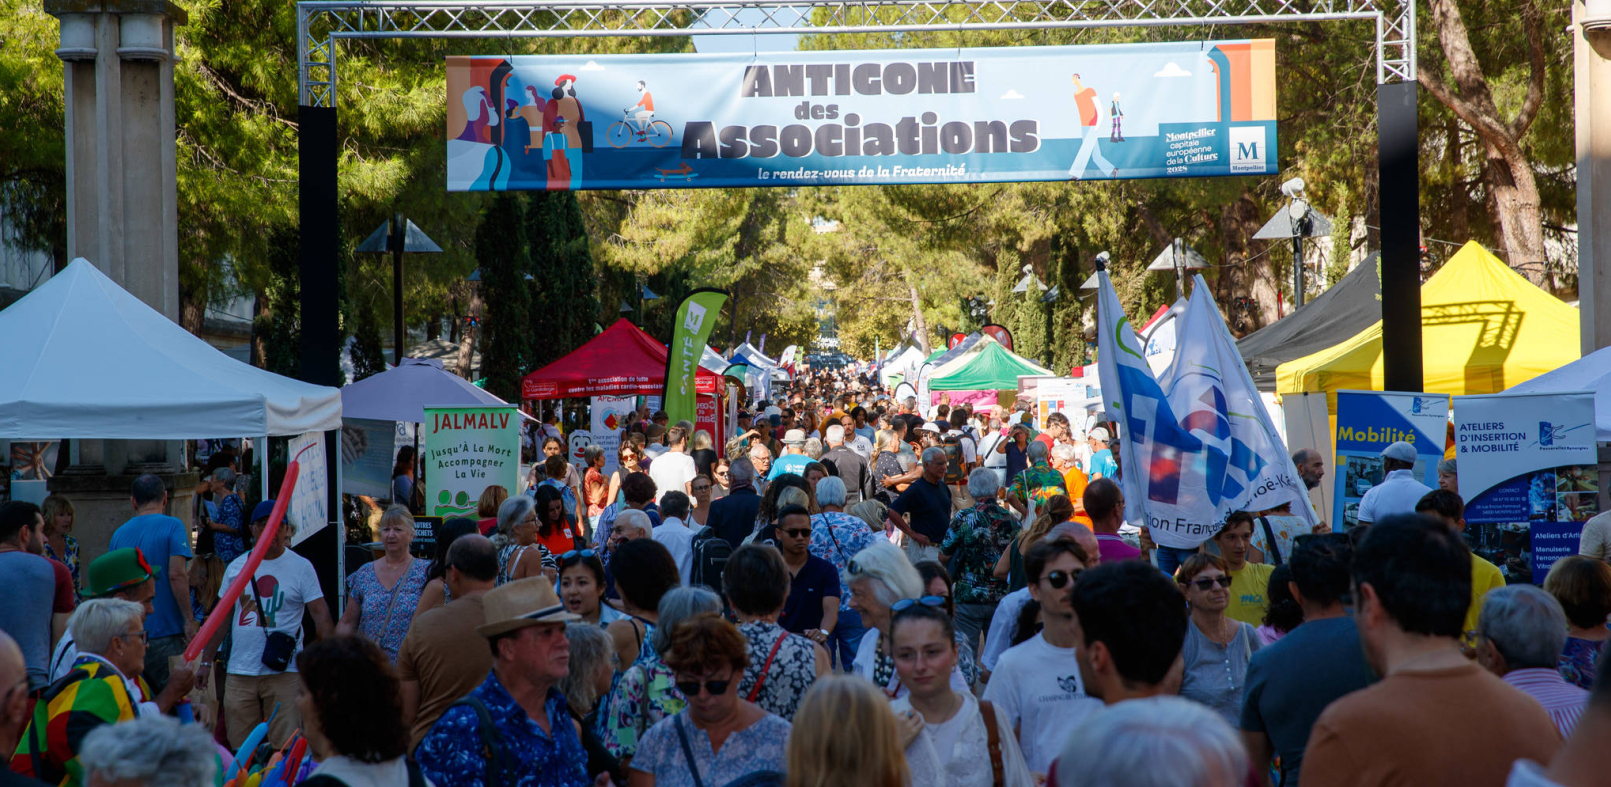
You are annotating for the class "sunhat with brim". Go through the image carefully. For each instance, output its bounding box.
[86,548,156,598]
[476,576,581,637]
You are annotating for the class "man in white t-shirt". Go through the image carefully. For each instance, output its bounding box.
[651,491,697,585]
[200,501,333,750]
[1356,441,1434,525]
[648,425,698,505]
[983,539,1103,774]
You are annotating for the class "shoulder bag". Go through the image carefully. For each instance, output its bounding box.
[978,699,1005,787]
[1257,516,1284,566]
[745,632,788,703]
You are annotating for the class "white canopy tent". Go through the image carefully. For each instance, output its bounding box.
[1506,345,1611,442]
[881,345,928,388]
[0,259,342,438]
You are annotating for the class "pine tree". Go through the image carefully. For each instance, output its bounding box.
[526,190,600,368]
[1050,238,1088,374]
[349,302,388,381]
[254,224,301,379]
[477,194,532,402]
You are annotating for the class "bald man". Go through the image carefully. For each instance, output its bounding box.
[0,631,38,771]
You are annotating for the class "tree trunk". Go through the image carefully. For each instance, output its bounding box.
[907,277,930,355]
[250,293,268,368]
[1482,143,1550,284]
[457,285,482,380]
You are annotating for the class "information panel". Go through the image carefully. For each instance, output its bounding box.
[447,40,1277,191]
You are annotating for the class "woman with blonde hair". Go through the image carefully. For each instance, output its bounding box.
[870,429,904,506]
[40,494,81,601]
[336,505,429,662]
[786,674,909,787]
[475,484,507,536]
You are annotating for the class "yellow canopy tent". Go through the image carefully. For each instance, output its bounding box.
[1276,241,1579,408]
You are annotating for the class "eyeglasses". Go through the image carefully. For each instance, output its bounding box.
[675,679,732,697]
[560,549,598,562]
[116,630,149,644]
[1043,569,1082,589]
[781,528,812,539]
[890,595,946,613]
[1184,575,1234,591]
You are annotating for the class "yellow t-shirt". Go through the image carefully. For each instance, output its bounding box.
[1226,562,1276,626]
[1464,554,1507,639]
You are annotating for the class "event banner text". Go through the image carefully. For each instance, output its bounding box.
[446,40,1277,191]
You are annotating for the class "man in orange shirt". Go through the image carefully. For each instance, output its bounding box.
[1067,73,1117,181]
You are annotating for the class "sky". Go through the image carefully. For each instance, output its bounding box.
[690,6,804,54]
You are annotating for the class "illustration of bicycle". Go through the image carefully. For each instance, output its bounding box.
[608,109,673,149]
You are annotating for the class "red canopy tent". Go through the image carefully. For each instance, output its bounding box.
[521,318,721,400]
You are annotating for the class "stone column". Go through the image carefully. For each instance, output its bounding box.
[1577,1,1611,355]
[45,1,194,564]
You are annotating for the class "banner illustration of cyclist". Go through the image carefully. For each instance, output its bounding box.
[446,40,1277,192]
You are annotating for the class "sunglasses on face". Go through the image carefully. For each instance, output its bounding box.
[1185,575,1234,591]
[1043,569,1081,589]
[675,679,732,697]
[890,595,946,613]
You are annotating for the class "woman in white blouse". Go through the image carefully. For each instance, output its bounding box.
[888,600,1033,787]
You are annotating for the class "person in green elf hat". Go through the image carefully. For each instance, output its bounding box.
[45,548,197,715]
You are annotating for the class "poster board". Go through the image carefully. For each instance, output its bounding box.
[287,431,330,546]
[1332,390,1448,530]
[422,405,522,518]
[590,395,636,475]
[1456,391,1598,583]
[339,418,397,499]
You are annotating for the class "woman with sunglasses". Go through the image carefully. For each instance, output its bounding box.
[560,548,628,628]
[847,541,969,699]
[1176,553,1264,726]
[688,474,715,529]
[602,588,725,766]
[722,542,828,721]
[913,561,979,691]
[628,612,790,787]
[494,495,557,586]
[981,539,1102,776]
[889,601,1034,787]
[608,443,648,509]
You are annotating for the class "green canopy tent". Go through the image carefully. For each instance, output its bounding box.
[927,339,1054,391]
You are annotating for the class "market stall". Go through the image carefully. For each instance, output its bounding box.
[1237,253,1382,392]
[925,335,1054,408]
[1276,242,1580,404]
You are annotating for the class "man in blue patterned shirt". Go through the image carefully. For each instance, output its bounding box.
[417,576,599,787]
[941,468,1022,649]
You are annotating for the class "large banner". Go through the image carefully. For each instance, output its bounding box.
[446,41,1277,191]
[422,405,522,518]
[664,289,729,426]
[591,395,636,475]
[1456,391,1598,583]
[1096,273,1313,549]
[1332,391,1448,529]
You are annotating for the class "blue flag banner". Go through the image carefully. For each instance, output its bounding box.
[446,41,1278,191]
[1096,273,1312,550]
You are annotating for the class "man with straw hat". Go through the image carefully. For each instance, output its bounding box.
[417,577,601,787]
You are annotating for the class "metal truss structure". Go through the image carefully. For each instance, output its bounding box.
[298,0,1416,107]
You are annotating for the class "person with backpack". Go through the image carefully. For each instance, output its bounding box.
[890,600,1035,787]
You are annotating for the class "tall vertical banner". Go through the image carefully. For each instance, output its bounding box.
[422,405,522,518]
[663,289,729,427]
[286,431,330,546]
[445,41,1277,191]
[1096,273,1313,549]
[590,395,635,475]
[979,324,1014,352]
[1456,392,1598,583]
[1332,391,1448,529]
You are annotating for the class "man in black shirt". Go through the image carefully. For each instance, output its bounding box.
[887,447,952,564]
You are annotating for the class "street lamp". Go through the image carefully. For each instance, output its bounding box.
[357,214,442,366]
[1146,239,1207,301]
[1255,177,1333,309]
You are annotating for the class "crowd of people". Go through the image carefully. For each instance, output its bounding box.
[2,369,1611,787]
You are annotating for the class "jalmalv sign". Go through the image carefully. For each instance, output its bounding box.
[422,405,522,519]
[446,40,1277,191]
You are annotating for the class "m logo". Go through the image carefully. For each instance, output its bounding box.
[1229,126,1267,173]
[683,301,708,333]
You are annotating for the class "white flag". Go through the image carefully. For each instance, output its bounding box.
[1095,271,1313,549]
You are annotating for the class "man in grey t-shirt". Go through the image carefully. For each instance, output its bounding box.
[0,501,59,689]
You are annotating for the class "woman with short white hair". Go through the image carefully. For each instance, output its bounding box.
[1050,696,1248,787]
[80,714,218,787]
[337,504,429,662]
[846,542,968,698]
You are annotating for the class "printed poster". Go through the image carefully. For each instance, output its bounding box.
[590,395,635,475]
[1332,390,1449,530]
[422,405,522,518]
[1456,391,1598,583]
[339,418,396,499]
[446,40,1278,191]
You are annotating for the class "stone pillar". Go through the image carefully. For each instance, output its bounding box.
[1577,2,1611,355]
[45,1,192,564]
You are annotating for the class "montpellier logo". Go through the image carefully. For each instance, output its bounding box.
[1228,126,1266,173]
[684,301,708,333]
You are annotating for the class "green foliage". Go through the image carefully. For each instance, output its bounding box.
[349,302,389,382]
[526,191,599,368]
[253,225,301,379]
[477,194,532,401]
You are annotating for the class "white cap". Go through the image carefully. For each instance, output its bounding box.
[783,429,807,445]
[1380,440,1417,463]
[1089,426,1111,443]
[919,422,942,434]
